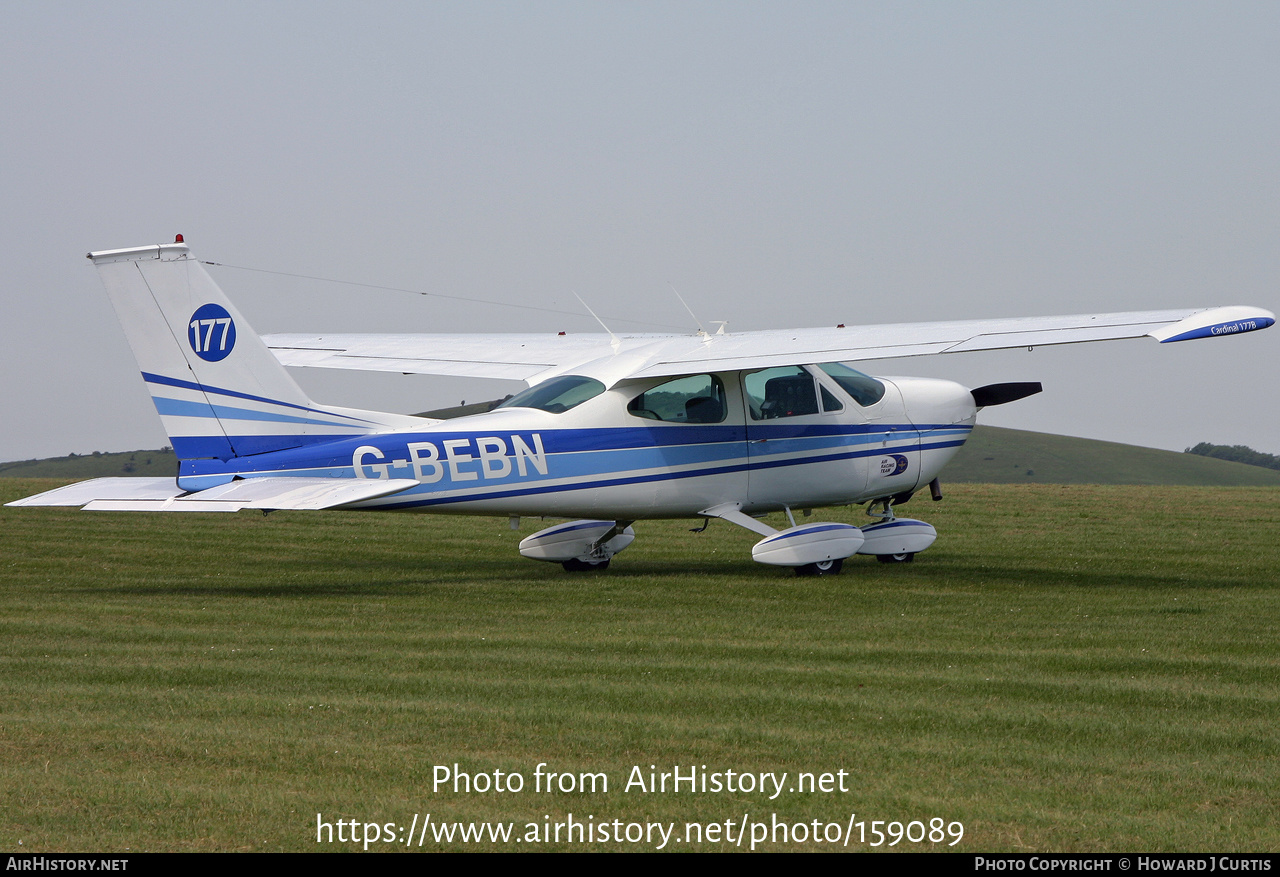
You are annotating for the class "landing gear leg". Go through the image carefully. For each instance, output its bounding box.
[858,498,935,562]
[558,520,633,572]
[698,502,861,574]
[519,520,636,570]
[866,497,897,522]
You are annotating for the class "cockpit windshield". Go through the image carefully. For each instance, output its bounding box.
[496,375,605,413]
[817,363,886,406]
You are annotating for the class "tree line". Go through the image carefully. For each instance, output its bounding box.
[1184,443,1280,471]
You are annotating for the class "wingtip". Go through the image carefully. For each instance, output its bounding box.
[1149,306,1275,343]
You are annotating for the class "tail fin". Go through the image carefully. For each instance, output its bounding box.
[90,240,406,461]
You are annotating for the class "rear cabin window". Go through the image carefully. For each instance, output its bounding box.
[497,375,605,413]
[627,374,727,423]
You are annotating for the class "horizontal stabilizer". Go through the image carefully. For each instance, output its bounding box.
[7,477,418,512]
[5,477,185,507]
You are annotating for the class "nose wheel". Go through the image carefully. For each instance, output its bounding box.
[859,499,935,563]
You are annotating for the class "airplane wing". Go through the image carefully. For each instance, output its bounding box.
[263,332,648,382]
[264,305,1274,387]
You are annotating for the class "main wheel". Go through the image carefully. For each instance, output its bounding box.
[875,552,915,564]
[794,558,844,577]
[562,558,611,572]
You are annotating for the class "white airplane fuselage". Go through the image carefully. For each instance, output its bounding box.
[174,370,976,520]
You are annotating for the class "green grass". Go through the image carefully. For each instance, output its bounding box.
[1,480,1277,852]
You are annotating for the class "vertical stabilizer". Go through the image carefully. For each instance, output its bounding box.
[89,241,395,460]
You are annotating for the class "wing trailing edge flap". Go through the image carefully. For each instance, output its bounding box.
[7,476,419,512]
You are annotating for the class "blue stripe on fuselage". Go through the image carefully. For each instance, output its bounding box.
[177,422,972,503]
[142,371,376,422]
[182,422,929,474]
[152,396,372,428]
[373,437,972,510]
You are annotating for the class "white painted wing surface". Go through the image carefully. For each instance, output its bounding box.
[264,305,1274,386]
[263,332,649,382]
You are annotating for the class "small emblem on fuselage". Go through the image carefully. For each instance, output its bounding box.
[188,303,236,362]
[880,454,909,476]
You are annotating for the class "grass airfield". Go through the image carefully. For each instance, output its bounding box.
[1,479,1276,852]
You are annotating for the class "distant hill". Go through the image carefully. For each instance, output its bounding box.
[945,426,1280,486]
[0,448,178,479]
[4,425,1278,487]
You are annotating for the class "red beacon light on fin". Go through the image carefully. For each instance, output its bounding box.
[174,234,184,243]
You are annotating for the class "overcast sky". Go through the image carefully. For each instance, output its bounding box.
[2,1,1276,462]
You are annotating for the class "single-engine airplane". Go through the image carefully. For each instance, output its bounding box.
[9,239,1274,574]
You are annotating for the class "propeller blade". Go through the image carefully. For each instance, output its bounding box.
[971,382,1043,407]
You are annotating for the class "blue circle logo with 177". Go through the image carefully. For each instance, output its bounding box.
[188,303,237,362]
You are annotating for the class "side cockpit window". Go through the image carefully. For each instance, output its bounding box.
[745,366,863,419]
[816,362,886,407]
[497,375,605,413]
[744,366,823,419]
[819,385,844,413]
[628,374,727,423]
